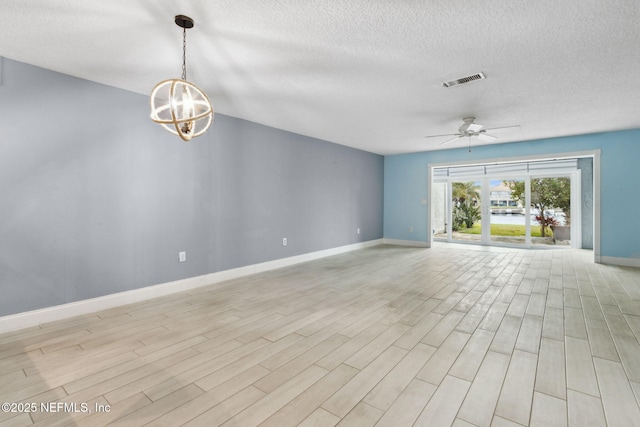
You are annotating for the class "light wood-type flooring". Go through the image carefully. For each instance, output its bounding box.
[1,244,640,426]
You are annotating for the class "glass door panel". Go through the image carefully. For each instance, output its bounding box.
[490,179,527,245]
[451,181,482,243]
[530,176,572,246]
[432,182,448,240]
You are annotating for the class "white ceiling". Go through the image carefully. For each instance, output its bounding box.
[1,1,639,155]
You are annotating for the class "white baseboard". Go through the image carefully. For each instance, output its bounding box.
[598,256,640,268]
[382,238,429,248]
[0,239,383,334]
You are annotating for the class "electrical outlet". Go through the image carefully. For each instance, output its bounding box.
[282,237,287,246]
[357,228,360,234]
[179,251,186,262]
[409,227,414,233]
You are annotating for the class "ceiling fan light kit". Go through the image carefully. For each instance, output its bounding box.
[150,15,214,142]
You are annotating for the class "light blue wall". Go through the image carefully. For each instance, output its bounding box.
[384,129,640,259]
[0,58,384,317]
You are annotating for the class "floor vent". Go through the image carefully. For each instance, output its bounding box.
[443,72,486,88]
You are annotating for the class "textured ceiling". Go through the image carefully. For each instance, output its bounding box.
[1,1,639,155]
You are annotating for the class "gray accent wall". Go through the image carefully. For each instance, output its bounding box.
[0,58,383,317]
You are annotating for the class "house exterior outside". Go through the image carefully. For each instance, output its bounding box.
[490,181,522,214]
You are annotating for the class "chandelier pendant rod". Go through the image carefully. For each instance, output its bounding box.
[181,26,187,81]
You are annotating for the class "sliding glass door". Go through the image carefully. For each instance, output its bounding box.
[432,159,580,249]
[451,180,482,243]
[432,182,448,239]
[489,178,528,245]
[529,176,573,247]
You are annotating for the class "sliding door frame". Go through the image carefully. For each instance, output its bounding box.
[427,150,599,260]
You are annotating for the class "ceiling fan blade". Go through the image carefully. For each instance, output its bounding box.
[483,125,521,132]
[424,133,461,139]
[476,133,498,142]
[440,136,463,145]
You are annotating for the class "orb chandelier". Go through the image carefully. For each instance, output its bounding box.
[150,15,213,141]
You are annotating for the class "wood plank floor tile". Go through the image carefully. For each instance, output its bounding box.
[526,293,546,317]
[567,389,607,427]
[142,338,264,401]
[584,316,620,361]
[416,331,470,385]
[535,337,566,399]
[259,322,346,371]
[374,379,436,427]
[564,288,582,309]
[495,349,538,426]
[454,290,484,313]
[363,343,435,411]
[453,418,478,427]
[602,305,635,337]
[610,333,640,383]
[491,415,525,426]
[222,365,328,426]
[335,402,382,426]
[457,351,510,427]
[565,336,599,397]
[581,296,605,320]
[397,299,440,326]
[413,375,471,427]
[479,286,503,305]
[514,314,543,354]
[490,314,524,355]
[344,323,410,370]
[507,294,530,318]
[420,310,466,347]
[1,245,639,426]
[564,307,588,339]
[633,381,640,406]
[394,312,442,350]
[478,301,509,332]
[182,386,266,427]
[142,365,270,426]
[110,383,203,426]
[542,307,564,341]
[613,293,640,316]
[433,291,467,315]
[449,328,495,381]
[455,303,491,334]
[546,288,564,309]
[322,346,407,418]
[529,391,567,427]
[70,347,198,400]
[315,323,387,371]
[255,334,349,393]
[0,413,32,427]
[593,357,640,426]
[627,314,640,341]
[298,408,341,427]
[261,364,358,427]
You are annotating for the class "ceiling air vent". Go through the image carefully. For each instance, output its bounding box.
[442,72,486,88]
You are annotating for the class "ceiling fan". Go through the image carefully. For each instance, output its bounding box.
[425,117,520,146]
